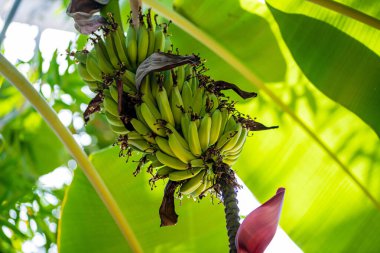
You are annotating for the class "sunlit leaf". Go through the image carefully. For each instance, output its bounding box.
[267,4,380,137]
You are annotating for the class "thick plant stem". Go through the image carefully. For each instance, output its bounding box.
[221,182,240,253]
[0,53,143,253]
[130,0,142,27]
[308,0,380,30]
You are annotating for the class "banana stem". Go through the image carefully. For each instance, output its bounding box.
[221,181,240,253]
[130,0,142,27]
[0,53,143,253]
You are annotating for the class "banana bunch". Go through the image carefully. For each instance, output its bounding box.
[74,9,172,93]
[73,10,269,199]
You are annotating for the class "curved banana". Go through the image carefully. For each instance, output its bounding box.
[181,113,191,142]
[128,139,155,153]
[104,33,120,69]
[110,124,129,135]
[126,23,138,69]
[188,120,202,157]
[168,131,196,163]
[209,109,222,146]
[169,167,203,182]
[137,22,149,65]
[110,28,130,68]
[156,87,175,126]
[105,111,124,127]
[222,123,243,152]
[156,166,174,178]
[85,52,103,82]
[153,24,165,52]
[198,114,212,152]
[103,95,119,117]
[170,85,184,127]
[93,38,115,74]
[130,118,156,144]
[109,85,119,102]
[155,151,188,170]
[155,136,175,157]
[77,63,95,82]
[181,81,193,113]
[140,102,166,137]
[191,86,204,116]
[179,170,205,195]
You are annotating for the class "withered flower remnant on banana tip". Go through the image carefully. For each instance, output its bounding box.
[67,0,110,34]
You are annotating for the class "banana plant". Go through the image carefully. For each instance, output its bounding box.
[1,0,380,252]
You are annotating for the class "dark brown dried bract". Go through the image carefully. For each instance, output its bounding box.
[135,52,201,90]
[159,180,180,227]
[83,92,104,123]
[213,81,257,99]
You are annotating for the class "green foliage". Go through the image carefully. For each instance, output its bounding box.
[59,147,228,252]
[2,0,380,252]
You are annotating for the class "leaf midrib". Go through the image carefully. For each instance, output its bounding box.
[142,0,380,210]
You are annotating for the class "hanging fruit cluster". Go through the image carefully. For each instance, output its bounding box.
[72,9,276,206]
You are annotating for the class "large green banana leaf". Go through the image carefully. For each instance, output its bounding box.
[59,0,380,252]
[266,0,380,138]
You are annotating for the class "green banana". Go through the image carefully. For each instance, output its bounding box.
[163,70,173,98]
[126,131,144,140]
[181,81,193,113]
[155,151,188,170]
[156,166,174,178]
[104,33,120,69]
[180,170,205,195]
[168,131,196,163]
[110,124,129,135]
[130,118,156,144]
[169,167,203,182]
[103,95,119,117]
[165,123,188,149]
[126,22,138,69]
[111,28,131,69]
[189,158,205,168]
[156,86,175,126]
[176,66,185,92]
[188,120,202,157]
[93,38,115,74]
[74,50,88,64]
[170,85,184,127]
[191,86,204,116]
[216,129,238,150]
[128,139,155,153]
[155,136,175,157]
[222,123,243,152]
[224,115,237,133]
[198,114,212,152]
[147,26,155,56]
[181,113,191,142]
[105,111,124,127]
[219,108,229,138]
[209,109,222,146]
[228,127,247,154]
[140,102,166,137]
[109,85,119,102]
[120,69,136,88]
[77,63,95,82]
[137,21,149,65]
[153,23,165,52]
[85,51,103,82]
